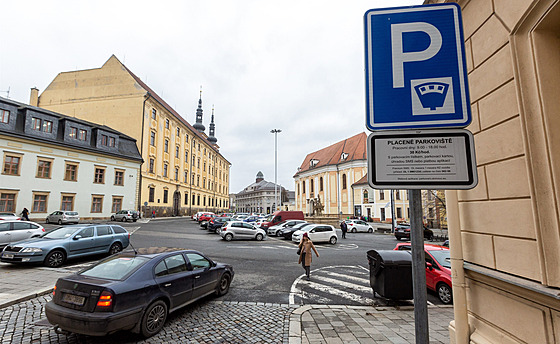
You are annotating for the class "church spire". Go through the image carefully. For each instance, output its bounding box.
[208,105,217,144]
[193,86,205,133]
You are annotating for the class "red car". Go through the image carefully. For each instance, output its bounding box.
[394,243,452,304]
[198,213,216,223]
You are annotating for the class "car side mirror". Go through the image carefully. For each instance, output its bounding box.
[73,235,82,240]
[310,230,315,233]
[426,262,433,270]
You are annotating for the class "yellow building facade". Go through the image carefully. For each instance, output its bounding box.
[426,0,560,343]
[34,55,230,217]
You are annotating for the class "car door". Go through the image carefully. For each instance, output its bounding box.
[10,222,35,242]
[242,223,257,238]
[230,222,244,238]
[94,225,114,253]
[307,226,322,242]
[0,222,11,246]
[154,254,195,309]
[185,252,217,299]
[424,251,439,290]
[68,227,95,257]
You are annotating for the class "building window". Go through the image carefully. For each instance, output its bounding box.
[320,177,324,192]
[163,189,168,203]
[203,196,206,206]
[310,179,314,193]
[197,195,200,205]
[151,108,157,120]
[91,196,103,213]
[191,173,195,185]
[36,159,52,179]
[149,187,155,202]
[185,150,189,163]
[395,191,401,200]
[165,119,170,129]
[379,190,385,200]
[3,155,21,175]
[150,131,156,146]
[203,178,206,189]
[396,207,402,219]
[32,194,48,213]
[342,174,347,189]
[0,192,16,212]
[302,181,306,194]
[163,164,168,178]
[64,162,78,181]
[176,127,180,136]
[175,146,179,158]
[164,139,169,153]
[149,158,154,173]
[114,170,124,186]
[185,134,189,143]
[197,175,200,186]
[31,118,52,133]
[197,158,200,168]
[192,156,196,166]
[78,129,87,141]
[70,127,77,138]
[43,120,52,133]
[112,197,123,213]
[31,117,42,130]
[184,192,188,205]
[61,195,74,211]
[101,135,115,147]
[175,167,179,181]
[94,167,105,184]
[203,162,206,171]
[192,194,196,205]
[1,109,9,124]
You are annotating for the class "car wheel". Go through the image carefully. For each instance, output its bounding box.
[368,228,373,233]
[329,236,337,245]
[255,233,264,241]
[215,228,221,234]
[215,273,231,296]
[133,219,137,222]
[45,218,50,224]
[224,233,233,241]
[121,217,126,222]
[44,250,65,268]
[276,231,283,237]
[437,283,453,305]
[140,300,168,338]
[57,219,62,225]
[352,228,357,233]
[111,216,115,221]
[395,236,401,241]
[109,242,122,255]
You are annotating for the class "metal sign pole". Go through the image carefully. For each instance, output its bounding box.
[409,189,429,343]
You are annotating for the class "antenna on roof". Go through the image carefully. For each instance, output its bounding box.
[0,86,10,98]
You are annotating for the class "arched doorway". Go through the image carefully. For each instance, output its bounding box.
[173,191,181,216]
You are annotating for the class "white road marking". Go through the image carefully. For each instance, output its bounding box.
[326,271,370,283]
[313,274,372,293]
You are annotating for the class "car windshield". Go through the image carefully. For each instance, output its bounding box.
[429,249,451,269]
[263,215,273,222]
[0,213,15,216]
[80,256,149,280]
[42,226,82,239]
[293,223,311,229]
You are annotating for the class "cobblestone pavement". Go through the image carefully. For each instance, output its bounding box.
[0,295,297,344]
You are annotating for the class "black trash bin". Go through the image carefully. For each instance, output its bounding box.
[366,250,413,300]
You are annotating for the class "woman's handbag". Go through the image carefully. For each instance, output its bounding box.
[297,246,301,255]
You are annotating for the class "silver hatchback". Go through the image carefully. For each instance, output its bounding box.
[46,211,80,225]
[220,221,266,241]
[111,210,139,222]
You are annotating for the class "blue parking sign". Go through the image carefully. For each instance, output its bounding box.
[364,3,471,130]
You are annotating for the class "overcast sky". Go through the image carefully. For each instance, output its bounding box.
[0,0,421,193]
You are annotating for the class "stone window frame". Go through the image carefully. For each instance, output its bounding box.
[149,158,155,174]
[148,186,155,203]
[94,165,106,184]
[60,193,75,211]
[114,169,125,186]
[91,194,104,213]
[150,131,156,146]
[175,145,180,159]
[163,163,168,178]
[165,119,170,129]
[0,109,9,124]
[0,189,18,212]
[32,191,50,213]
[36,157,54,179]
[163,188,169,204]
[2,152,23,176]
[164,139,169,153]
[151,108,157,120]
[111,196,123,213]
[64,161,79,182]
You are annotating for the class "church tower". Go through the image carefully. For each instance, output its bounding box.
[193,88,205,133]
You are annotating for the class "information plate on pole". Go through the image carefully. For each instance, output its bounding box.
[364,3,471,130]
[367,129,477,190]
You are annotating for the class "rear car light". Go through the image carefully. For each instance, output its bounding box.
[96,290,113,309]
[53,285,57,297]
[42,228,46,232]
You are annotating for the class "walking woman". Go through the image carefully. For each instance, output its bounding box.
[298,232,319,280]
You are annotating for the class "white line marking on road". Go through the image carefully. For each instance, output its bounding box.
[313,274,372,293]
[321,271,370,285]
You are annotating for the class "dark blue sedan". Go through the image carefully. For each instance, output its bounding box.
[45,248,234,338]
[0,224,129,267]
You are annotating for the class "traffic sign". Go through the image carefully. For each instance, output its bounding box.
[364,3,471,130]
[367,129,477,189]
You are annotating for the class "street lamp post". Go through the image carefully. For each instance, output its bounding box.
[271,129,281,213]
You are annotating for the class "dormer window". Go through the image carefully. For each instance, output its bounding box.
[32,117,53,133]
[1,109,9,124]
[340,152,349,161]
[101,134,115,147]
[310,159,319,167]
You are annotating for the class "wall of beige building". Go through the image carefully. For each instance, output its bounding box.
[426,0,560,343]
[35,56,230,216]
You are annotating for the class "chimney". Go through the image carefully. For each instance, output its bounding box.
[29,88,39,107]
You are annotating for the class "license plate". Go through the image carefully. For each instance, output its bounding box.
[3,253,14,259]
[62,293,85,306]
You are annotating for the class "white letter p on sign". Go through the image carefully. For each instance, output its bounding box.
[391,22,442,88]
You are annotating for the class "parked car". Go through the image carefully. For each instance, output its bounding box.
[45,248,234,337]
[292,224,338,245]
[1,224,129,268]
[111,210,139,222]
[0,220,45,248]
[243,215,260,223]
[207,217,232,233]
[46,211,80,225]
[394,223,434,241]
[281,222,312,240]
[267,220,307,237]
[220,221,266,241]
[198,213,215,223]
[344,219,374,233]
[0,212,21,221]
[260,211,305,229]
[193,212,212,221]
[394,243,452,304]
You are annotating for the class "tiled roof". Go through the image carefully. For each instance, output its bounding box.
[353,174,368,186]
[294,132,367,177]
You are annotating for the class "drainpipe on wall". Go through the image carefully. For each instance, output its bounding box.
[446,190,470,343]
[336,165,341,219]
[138,92,151,216]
